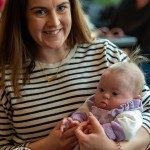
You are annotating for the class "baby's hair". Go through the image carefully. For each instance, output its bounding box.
[108,48,149,96]
[129,47,149,65]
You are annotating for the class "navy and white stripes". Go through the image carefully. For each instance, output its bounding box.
[0,39,150,150]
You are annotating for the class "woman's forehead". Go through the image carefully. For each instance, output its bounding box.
[27,0,70,6]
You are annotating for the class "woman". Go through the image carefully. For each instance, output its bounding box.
[0,0,149,150]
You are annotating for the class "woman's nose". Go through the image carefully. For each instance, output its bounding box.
[47,11,60,27]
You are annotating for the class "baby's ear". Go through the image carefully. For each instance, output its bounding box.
[134,95,141,100]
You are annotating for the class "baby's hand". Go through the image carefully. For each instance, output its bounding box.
[60,117,80,133]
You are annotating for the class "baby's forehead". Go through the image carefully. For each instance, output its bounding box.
[102,67,129,77]
[100,69,132,86]
[104,63,134,78]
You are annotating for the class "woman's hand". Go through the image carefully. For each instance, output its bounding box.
[28,121,78,150]
[49,121,78,150]
[60,117,80,133]
[75,113,117,150]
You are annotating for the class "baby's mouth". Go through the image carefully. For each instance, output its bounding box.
[99,102,107,108]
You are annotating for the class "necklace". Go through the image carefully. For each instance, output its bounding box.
[38,61,61,82]
[38,49,70,82]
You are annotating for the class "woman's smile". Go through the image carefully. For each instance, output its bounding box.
[26,0,72,51]
[44,29,61,35]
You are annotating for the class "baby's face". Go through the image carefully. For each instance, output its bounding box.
[95,70,134,110]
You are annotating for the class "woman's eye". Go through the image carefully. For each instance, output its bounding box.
[35,10,47,16]
[57,5,66,12]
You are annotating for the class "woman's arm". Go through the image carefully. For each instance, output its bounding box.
[0,90,77,150]
[0,91,30,150]
[121,127,150,150]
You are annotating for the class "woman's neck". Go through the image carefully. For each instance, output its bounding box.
[37,46,70,64]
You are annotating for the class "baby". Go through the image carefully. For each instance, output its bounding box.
[60,59,145,149]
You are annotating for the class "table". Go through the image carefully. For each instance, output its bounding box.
[107,36,137,48]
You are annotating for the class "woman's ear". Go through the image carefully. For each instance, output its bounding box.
[134,95,141,100]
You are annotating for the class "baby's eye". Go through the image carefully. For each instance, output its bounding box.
[112,92,118,96]
[99,88,104,92]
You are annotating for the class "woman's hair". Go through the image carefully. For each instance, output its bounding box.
[0,0,93,96]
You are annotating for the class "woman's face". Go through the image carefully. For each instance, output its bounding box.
[26,0,72,50]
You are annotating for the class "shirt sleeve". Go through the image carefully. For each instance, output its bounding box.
[103,110,143,141]
[0,90,30,150]
[141,84,150,134]
[71,95,95,122]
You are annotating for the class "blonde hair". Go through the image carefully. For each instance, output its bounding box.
[0,0,93,96]
[107,49,148,95]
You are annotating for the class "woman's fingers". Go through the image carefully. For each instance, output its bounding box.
[75,124,86,139]
[87,112,104,133]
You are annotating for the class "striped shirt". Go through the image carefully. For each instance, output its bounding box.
[0,39,150,150]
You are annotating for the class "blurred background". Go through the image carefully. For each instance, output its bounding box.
[81,0,150,87]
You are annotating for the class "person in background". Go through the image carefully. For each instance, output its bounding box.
[0,0,4,10]
[109,0,150,53]
[60,56,145,150]
[0,0,150,150]
[0,0,5,16]
[100,0,150,87]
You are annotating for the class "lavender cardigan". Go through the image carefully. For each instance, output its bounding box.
[71,95,143,141]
